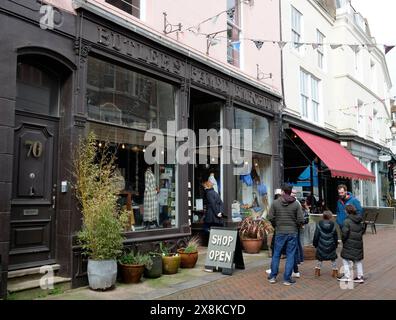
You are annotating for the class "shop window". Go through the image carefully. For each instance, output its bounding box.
[87,122,178,231]
[16,62,59,116]
[105,0,140,18]
[86,56,175,132]
[235,154,272,219]
[234,108,271,154]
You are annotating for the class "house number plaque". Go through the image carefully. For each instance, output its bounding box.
[25,140,43,158]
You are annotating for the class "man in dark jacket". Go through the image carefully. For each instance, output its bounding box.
[313,211,338,277]
[267,184,304,285]
[336,184,363,228]
[338,204,364,283]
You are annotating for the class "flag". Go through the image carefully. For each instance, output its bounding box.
[253,40,264,50]
[348,44,360,52]
[311,43,319,50]
[330,44,342,50]
[385,45,395,54]
[278,41,287,49]
[294,42,304,49]
[231,41,240,51]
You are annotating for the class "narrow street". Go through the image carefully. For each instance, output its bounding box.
[160,227,396,300]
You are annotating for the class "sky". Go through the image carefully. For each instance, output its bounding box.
[351,0,396,97]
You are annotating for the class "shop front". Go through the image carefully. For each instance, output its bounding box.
[0,1,282,296]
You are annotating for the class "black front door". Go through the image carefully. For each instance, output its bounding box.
[9,113,58,270]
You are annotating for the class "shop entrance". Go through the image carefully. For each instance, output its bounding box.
[189,89,223,234]
[9,56,63,270]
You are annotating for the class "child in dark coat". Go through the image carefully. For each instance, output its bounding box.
[313,211,338,277]
[338,204,364,283]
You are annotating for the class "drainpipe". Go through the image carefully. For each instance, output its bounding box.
[279,0,285,184]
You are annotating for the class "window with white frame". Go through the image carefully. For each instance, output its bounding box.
[317,30,325,69]
[291,6,302,51]
[300,69,321,123]
[227,0,241,67]
[105,0,140,18]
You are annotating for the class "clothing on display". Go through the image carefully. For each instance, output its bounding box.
[143,167,158,223]
[208,173,219,194]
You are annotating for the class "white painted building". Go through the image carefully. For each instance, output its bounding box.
[281,0,393,207]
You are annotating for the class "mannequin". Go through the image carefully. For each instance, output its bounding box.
[143,166,159,229]
[208,173,219,194]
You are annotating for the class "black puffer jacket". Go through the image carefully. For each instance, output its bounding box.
[313,220,338,261]
[341,214,364,261]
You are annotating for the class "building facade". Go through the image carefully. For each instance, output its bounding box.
[280,0,393,213]
[0,0,282,297]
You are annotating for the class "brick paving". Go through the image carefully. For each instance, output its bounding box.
[160,227,396,300]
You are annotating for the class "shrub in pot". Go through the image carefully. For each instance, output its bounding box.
[239,216,273,254]
[177,236,200,268]
[74,132,128,290]
[160,242,180,275]
[118,251,152,284]
[144,252,163,278]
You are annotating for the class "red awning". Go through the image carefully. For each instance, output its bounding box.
[291,128,375,181]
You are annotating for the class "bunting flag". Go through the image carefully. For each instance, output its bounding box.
[348,44,360,52]
[385,45,395,54]
[311,43,319,50]
[211,15,219,24]
[231,41,240,50]
[330,44,343,50]
[294,42,304,49]
[253,40,264,50]
[278,41,287,49]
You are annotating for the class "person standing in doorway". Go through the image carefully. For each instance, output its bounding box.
[267,184,304,286]
[336,184,363,228]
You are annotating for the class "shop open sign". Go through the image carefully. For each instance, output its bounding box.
[204,227,244,275]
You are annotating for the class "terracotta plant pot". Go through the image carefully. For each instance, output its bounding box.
[144,254,162,278]
[119,263,145,283]
[177,249,199,268]
[162,254,181,274]
[241,238,264,254]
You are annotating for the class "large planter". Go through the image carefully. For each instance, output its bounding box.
[241,238,264,254]
[177,249,199,268]
[119,263,145,283]
[87,259,117,290]
[162,254,181,275]
[144,254,163,278]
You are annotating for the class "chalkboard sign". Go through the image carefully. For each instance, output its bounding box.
[204,227,245,275]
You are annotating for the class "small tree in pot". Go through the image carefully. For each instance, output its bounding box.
[239,216,273,254]
[74,132,128,290]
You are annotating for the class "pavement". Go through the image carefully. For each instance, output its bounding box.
[41,225,396,300]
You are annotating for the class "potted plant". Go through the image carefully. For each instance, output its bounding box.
[177,236,200,268]
[144,251,163,279]
[160,242,180,275]
[118,251,153,283]
[74,132,128,290]
[239,216,272,254]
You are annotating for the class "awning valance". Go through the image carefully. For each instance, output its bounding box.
[291,128,375,181]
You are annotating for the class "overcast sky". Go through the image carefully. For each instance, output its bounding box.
[351,0,396,97]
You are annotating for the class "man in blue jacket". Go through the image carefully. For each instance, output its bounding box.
[336,184,363,228]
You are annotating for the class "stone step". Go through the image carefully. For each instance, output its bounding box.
[8,264,60,279]
[7,276,71,293]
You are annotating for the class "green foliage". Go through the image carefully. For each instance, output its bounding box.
[73,132,125,260]
[184,236,200,253]
[160,242,174,256]
[119,252,153,270]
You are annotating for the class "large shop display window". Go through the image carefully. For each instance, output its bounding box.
[232,108,272,221]
[86,56,178,232]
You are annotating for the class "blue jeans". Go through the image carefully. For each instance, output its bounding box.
[269,233,298,282]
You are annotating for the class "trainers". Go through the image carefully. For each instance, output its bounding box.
[353,277,364,283]
[204,268,213,273]
[337,275,351,282]
[265,268,271,274]
[292,272,301,278]
[283,279,296,286]
[268,277,277,284]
